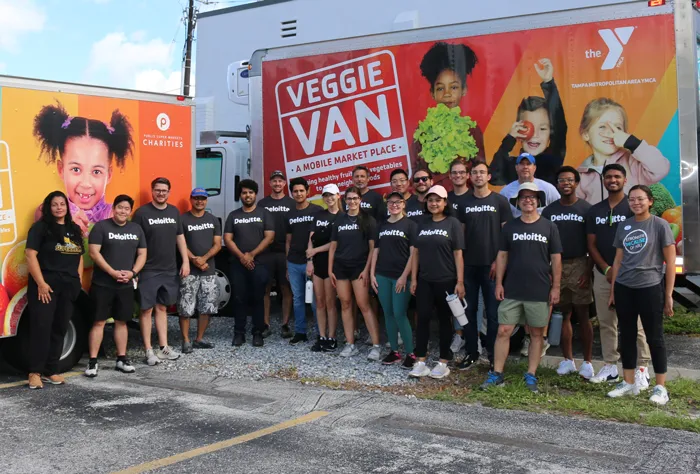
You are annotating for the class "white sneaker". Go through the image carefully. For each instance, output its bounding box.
[541,339,550,357]
[84,361,98,378]
[409,361,430,378]
[365,335,373,345]
[556,359,577,376]
[340,344,359,357]
[116,359,136,373]
[155,346,181,361]
[367,345,382,361]
[145,349,160,366]
[607,381,640,398]
[635,366,651,391]
[450,334,465,354]
[578,362,595,380]
[590,364,619,384]
[649,385,669,406]
[429,362,450,379]
[385,334,404,349]
[520,336,530,357]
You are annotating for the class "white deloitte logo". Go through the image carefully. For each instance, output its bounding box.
[588,27,635,70]
[156,113,171,131]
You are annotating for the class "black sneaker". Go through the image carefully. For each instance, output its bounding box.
[192,340,214,349]
[401,353,417,370]
[261,325,272,338]
[311,337,325,352]
[382,351,402,365]
[281,324,294,339]
[252,333,264,347]
[457,353,479,371]
[232,333,245,347]
[290,333,308,345]
[322,338,338,352]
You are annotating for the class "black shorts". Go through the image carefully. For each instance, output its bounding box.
[138,273,179,310]
[333,260,364,281]
[259,252,288,287]
[91,284,134,322]
[313,253,330,279]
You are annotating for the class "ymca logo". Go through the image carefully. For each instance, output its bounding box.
[586,27,635,70]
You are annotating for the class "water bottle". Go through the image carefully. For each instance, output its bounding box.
[305,278,313,304]
[548,311,563,346]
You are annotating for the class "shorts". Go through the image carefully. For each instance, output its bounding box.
[259,252,288,287]
[498,298,549,328]
[138,273,180,310]
[91,284,135,322]
[333,260,364,281]
[560,257,594,308]
[177,274,220,317]
[313,252,329,279]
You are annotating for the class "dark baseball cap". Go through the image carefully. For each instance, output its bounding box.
[269,170,285,180]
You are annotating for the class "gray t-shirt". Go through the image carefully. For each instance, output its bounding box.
[88,219,146,289]
[181,211,222,276]
[613,215,674,288]
[132,203,184,276]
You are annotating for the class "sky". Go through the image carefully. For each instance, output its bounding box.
[0,0,250,95]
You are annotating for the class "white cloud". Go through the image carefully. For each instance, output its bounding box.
[0,63,6,74]
[135,69,190,95]
[0,0,46,53]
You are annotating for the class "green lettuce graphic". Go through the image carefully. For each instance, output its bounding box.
[413,104,479,173]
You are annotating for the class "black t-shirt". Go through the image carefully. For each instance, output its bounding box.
[459,191,512,266]
[405,195,427,223]
[586,197,632,270]
[88,219,147,288]
[343,189,385,222]
[542,199,592,260]
[415,216,464,282]
[376,217,417,279]
[181,211,222,276]
[132,203,184,275]
[447,190,470,214]
[500,217,563,302]
[224,206,274,260]
[286,203,322,264]
[26,221,83,280]
[331,212,377,263]
[258,195,295,253]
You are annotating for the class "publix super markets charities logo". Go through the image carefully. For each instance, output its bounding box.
[142,112,184,148]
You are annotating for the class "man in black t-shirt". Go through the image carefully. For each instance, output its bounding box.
[406,169,433,223]
[343,165,386,221]
[85,194,147,378]
[178,188,222,354]
[258,170,294,339]
[224,179,275,347]
[132,177,190,366]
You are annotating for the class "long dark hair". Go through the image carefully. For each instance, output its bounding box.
[345,186,372,237]
[40,191,83,249]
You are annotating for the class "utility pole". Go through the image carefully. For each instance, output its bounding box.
[182,0,196,96]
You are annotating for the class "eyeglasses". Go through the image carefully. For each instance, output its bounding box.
[519,196,538,202]
[450,170,467,176]
[345,196,360,202]
[391,179,408,185]
[470,170,488,176]
[387,200,404,206]
[557,178,576,184]
[413,176,430,183]
[153,189,169,194]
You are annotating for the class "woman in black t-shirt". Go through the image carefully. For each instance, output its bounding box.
[306,184,343,352]
[25,191,84,389]
[329,186,382,360]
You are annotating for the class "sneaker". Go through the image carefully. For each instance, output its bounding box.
[401,353,417,370]
[311,337,325,352]
[115,359,135,373]
[367,345,382,361]
[520,336,530,357]
[607,381,640,398]
[85,361,99,378]
[429,362,450,379]
[450,334,465,354]
[28,373,43,389]
[382,351,402,365]
[541,339,550,358]
[578,361,595,381]
[281,324,294,339]
[41,374,65,385]
[480,370,505,390]
[261,325,272,338]
[635,367,651,392]
[252,333,264,347]
[156,346,181,361]
[556,359,577,376]
[192,340,214,349]
[182,341,193,354]
[649,385,669,406]
[322,338,338,352]
[365,334,374,345]
[290,333,308,345]
[409,361,430,378]
[145,348,160,366]
[523,372,538,393]
[590,364,619,384]
[232,333,245,347]
[340,344,359,357]
[457,354,478,371]
[385,334,405,348]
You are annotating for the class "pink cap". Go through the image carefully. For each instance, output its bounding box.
[426,185,448,199]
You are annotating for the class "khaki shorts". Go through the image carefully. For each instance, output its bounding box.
[560,257,593,308]
[498,298,550,328]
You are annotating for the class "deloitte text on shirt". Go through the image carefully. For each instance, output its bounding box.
[376,218,417,280]
[259,195,295,252]
[415,217,464,282]
[541,199,591,260]
[132,203,184,275]
[286,203,323,264]
[224,207,274,259]
[405,195,426,223]
[330,213,377,263]
[459,192,512,266]
[89,219,147,288]
[585,198,632,269]
[181,211,222,276]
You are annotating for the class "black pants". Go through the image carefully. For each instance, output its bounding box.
[230,260,269,336]
[415,278,455,360]
[614,282,667,374]
[28,276,80,375]
[463,265,499,361]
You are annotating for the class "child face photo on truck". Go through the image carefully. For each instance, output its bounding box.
[581,107,628,161]
[58,135,112,211]
[517,107,551,156]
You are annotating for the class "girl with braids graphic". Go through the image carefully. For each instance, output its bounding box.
[32,101,135,236]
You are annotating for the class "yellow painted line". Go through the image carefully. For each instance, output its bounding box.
[113,411,330,474]
[0,371,82,389]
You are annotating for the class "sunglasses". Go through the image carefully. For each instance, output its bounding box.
[413,176,430,183]
[191,196,207,201]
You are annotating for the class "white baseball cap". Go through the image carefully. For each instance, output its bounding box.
[322,184,340,195]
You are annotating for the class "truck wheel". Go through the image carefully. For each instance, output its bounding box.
[214,269,231,314]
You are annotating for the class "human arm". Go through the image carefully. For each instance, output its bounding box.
[454,249,465,299]
[25,248,52,303]
[587,234,611,282]
[489,135,518,186]
[328,241,337,288]
[663,244,676,317]
[176,234,190,277]
[89,243,121,280]
[550,253,561,306]
[370,248,379,293]
[397,247,415,294]
[410,248,419,296]
[285,233,292,259]
[250,230,274,259]
[539,61,567,161]
[494,251,508,301]
[607,248,624,308]
[359,239,375,287]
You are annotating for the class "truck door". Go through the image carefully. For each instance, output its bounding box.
[195,147,226,225]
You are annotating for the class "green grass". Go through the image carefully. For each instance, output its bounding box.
[665,306,700,336]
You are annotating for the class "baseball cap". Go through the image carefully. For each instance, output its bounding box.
[425,185,448,199]
[385,191,405,201]
[509,181,546,207]
[269,170,285,180]
[321,183,340,195]
[190,187,208,198]
[516,152,536,165]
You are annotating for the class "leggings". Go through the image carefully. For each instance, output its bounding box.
[375,274,414,354]
[415,278,455,360]
[614,282,667,374]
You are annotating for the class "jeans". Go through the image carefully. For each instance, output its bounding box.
[230,260,269,336]
[463,265,499,360]
[375,274,414,354]
[287,261,317,335]
[415,278,455,360]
